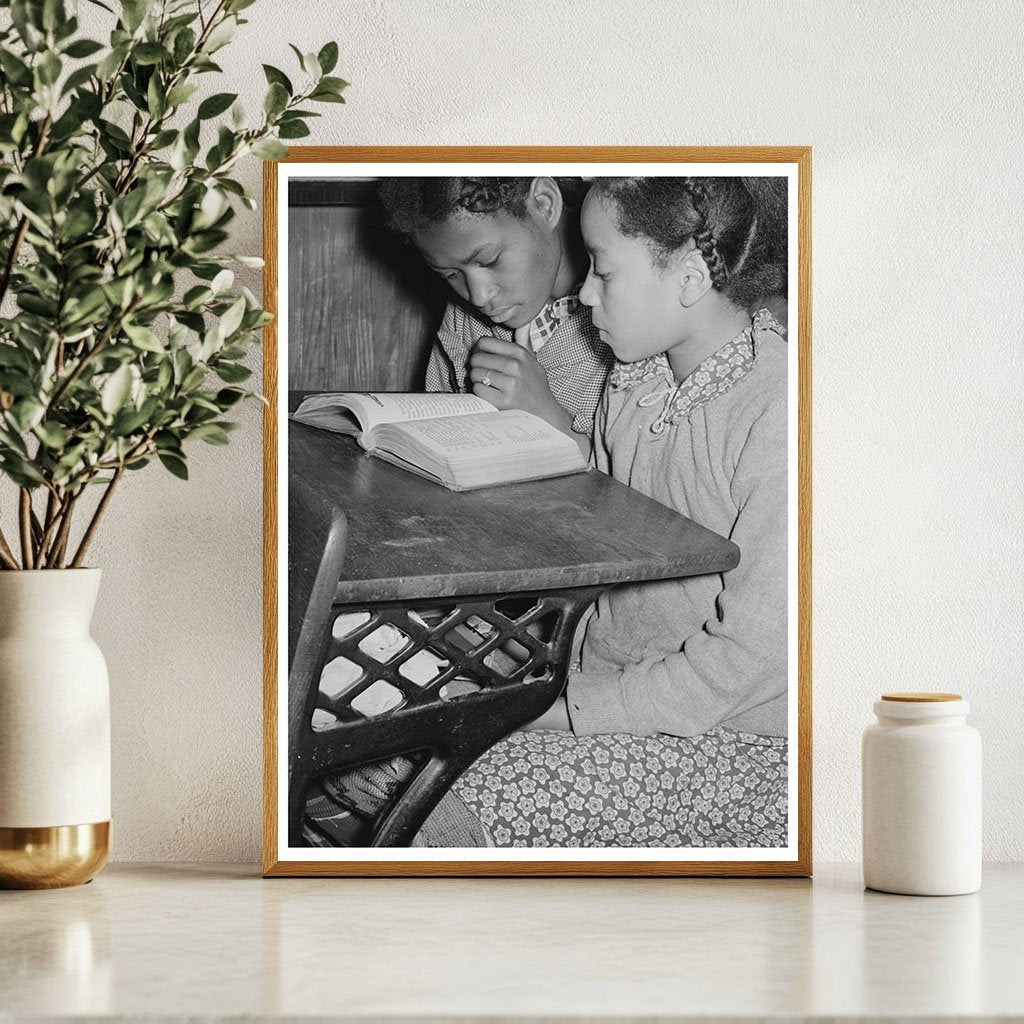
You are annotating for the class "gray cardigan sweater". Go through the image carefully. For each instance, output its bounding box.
[566,313,789,739]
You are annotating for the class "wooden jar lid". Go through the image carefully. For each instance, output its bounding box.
[881,692,962,702]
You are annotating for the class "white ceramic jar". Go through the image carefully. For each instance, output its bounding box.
[862,692,981,895]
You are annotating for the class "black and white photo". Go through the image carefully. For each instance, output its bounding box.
[263,148,811,877]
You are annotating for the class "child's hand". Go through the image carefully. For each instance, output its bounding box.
[469,336,572,434]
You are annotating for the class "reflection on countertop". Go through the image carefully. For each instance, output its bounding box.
[2,863,1021,1021]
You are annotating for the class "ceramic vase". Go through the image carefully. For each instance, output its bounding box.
[862,692,982,896]
[0,569,111,888]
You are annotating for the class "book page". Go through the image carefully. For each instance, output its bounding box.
[295,391,495,434]
[390,409,579,457]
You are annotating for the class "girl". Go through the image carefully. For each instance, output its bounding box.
[421,176,790,848]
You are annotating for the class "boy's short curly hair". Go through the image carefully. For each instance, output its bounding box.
[377,177,587,236]
[592,177,788,310]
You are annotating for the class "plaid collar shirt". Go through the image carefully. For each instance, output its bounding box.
[426,289,614,438]
[523,287,582,353]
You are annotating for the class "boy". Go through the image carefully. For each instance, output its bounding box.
[314,178,612,845]
[377,176,613,448]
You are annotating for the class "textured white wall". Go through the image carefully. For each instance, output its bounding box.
[71,0,1024,862]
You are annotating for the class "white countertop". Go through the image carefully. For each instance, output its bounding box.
[2,862,1022,1022]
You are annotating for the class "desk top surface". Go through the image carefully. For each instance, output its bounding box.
[3,862,1021,1022]
[289,418,740,603]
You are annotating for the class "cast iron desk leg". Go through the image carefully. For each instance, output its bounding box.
[289,584,607,847]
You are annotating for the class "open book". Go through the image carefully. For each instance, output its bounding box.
[291,392,588,491]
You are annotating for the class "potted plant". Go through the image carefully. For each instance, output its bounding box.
[0,0,345,887]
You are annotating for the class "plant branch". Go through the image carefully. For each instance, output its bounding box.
[18,489,34,569]
[0,526,20,570]
[29,506,43,544]
[70,464,124,567]
[0,113,53,309]
[44,490,79,568]
[46,297,141,414]
[36,487,67,565]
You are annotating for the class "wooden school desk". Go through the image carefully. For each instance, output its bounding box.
[286,409,739,848]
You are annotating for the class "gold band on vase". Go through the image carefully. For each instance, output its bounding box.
[0,821,111,889]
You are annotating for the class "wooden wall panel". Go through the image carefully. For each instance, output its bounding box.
[287,203,444,392]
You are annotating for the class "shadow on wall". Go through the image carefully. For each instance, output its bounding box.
[287,178,446,392]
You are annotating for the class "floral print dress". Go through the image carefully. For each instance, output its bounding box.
[421,310,790,849]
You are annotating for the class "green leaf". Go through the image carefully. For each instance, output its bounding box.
[96,43,127,81]
[182,285,212,309]
[61,203,97,240]
[60,62,98,96]
[203,16,236,54]
[210,269,234,294]
[34,421,70,449]
[300,51,321,80]
[132,43,168,66]
[63,288,108,327]
[155,359,173,391]
[146,74,166,117]
[189,422,231,445]
[215,388,247,408]
[1,456,46,487]
[11,1,45,52]
[150,128,177,149]
[98,118,132,148]
[264,82,288,117]
[0,50,33,87]
[140,211,177,247]
[42,0,67,33]
[319,75,349,93]
[101,365,133,414]
[277,120,310,140]
[181,365,206,391]
[121,0,152,33]
[195,186,227,228]
[57,14,79,42]
[112,406,152,435]
[0,346,30,371]
[0,420,31,456]
[166,82,199,107]
[214,362,251,384]
[123,322,164,353]
[9,399,45,432]
[262,64,292,94]
[102,277,134,308]
[63,38,104,58]
[217,295,246,339]
[173,27,196,65]
[38,51,62,86]
[176,311,206,333]
[309,88,346,104]
[317,41,339,75]
[198,91,237,119]
[158,452,188,479]
[251,137,287,160]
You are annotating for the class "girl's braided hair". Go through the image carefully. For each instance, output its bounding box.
[592,176,788,309]
[378,177,588,235]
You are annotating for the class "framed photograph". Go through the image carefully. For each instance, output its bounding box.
[263,147,812,876]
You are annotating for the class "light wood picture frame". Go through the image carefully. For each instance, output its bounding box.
[263,147,812,877]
